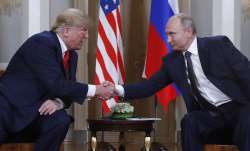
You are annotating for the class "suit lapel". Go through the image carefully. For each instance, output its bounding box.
[197,38,210,75]
[172,52,190,91]
[50,31,78,80]
[50,31,74,78]
[178,53,188,83]
[50,31,64,62]
[68,51,78,80]
[50,31,65,73]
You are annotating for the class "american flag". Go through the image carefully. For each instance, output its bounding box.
[95,0,125,113]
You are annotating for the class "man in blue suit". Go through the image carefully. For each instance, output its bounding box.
[0,8,113,151]
[114,14,250,151]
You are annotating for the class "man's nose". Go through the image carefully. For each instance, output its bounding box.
[83,31,88,39]
[167,36,172,43]
[84,31,89,39]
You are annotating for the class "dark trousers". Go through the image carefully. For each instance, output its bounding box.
[181,101,250,151]
[0,94,72,151]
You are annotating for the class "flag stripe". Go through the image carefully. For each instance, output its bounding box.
[106,13,117,36]
[150,0,175,49]
[97,34,119,82]
[98,23,117,68]
[117,50,126,82]
[99,8,118,49]
[145,25,168,77]
[96,49,115,83]
[143,0,179,110]
[117,7,122,37]
[95,0,125,113]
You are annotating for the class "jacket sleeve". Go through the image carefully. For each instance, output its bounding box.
[22,36,88,104]
[124,60,173,100]
[220,36,250,98]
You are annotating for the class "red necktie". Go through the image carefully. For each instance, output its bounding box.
[63,50,71,71]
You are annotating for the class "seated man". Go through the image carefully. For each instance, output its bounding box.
[0,8,113,151]
[113,13,250,151]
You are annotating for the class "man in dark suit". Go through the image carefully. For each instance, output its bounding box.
[113,13,250,151]
[0,8,113,151]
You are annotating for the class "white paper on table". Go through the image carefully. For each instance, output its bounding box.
[126,117,161,121]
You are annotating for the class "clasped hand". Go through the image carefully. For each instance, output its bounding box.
[95,81,117,100]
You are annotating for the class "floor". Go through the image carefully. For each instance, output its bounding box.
[64,142,178,151]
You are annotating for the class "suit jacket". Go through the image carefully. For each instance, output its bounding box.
[0,31,88,131]
[124,36,250,113]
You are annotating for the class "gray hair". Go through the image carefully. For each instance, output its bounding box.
[173,13,197,34]
[51,8,90,32]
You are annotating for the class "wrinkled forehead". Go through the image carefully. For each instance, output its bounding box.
[166,18,181,31]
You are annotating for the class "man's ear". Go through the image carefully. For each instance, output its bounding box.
[61,27,70,38]
[185,27,193,37]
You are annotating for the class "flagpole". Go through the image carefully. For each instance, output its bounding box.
[153,95,158,142]
[101,102,104,141]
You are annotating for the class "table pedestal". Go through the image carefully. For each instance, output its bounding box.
[87,119,156,151]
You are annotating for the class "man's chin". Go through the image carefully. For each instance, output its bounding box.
[173,49,179,51]
[73,46,83,50]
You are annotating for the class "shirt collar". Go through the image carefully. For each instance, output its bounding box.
[184,36,198,56]
[56,34,67,55]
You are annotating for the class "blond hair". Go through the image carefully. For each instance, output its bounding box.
[51,8,90,32]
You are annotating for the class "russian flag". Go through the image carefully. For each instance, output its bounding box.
[143,0,179,110]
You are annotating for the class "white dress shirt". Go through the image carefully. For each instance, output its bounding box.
[57,34,96,98]
[184,37,231,106]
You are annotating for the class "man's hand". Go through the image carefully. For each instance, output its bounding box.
[113,88,121,96]
[38,99,62,115]
[95,81,115,100]
[102,81,114,87]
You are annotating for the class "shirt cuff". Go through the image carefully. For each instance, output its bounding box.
[115,85,124,97]
[54,98,64,110]
[87,84,96,97]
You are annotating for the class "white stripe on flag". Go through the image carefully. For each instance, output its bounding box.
[100,8,118,51]
[95,61,105,82]
[95,0,125,112]
[168,0,179,14]
[106,98,117,109]
[97,34,119,82]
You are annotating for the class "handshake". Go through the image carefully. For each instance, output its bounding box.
[95,81,121,100]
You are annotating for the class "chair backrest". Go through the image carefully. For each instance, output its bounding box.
[0,70,5,76]
[204,144,239,151]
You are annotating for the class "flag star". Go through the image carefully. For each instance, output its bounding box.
[113,0,116,4]
[105,4,109,10]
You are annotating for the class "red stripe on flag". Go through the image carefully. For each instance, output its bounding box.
[145,25,168,77]
[96,72,115,113]
[98,22,118,69]
[96,49,115,83]
[144,1,179,110]
[156,84,177,111]
[96,0,125,113]
[106,13,117,36]
[102,101,111,113]
[95,73,101,84]
[145,25,177,110]
[117,49,126,81]
[117,9,122,35]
